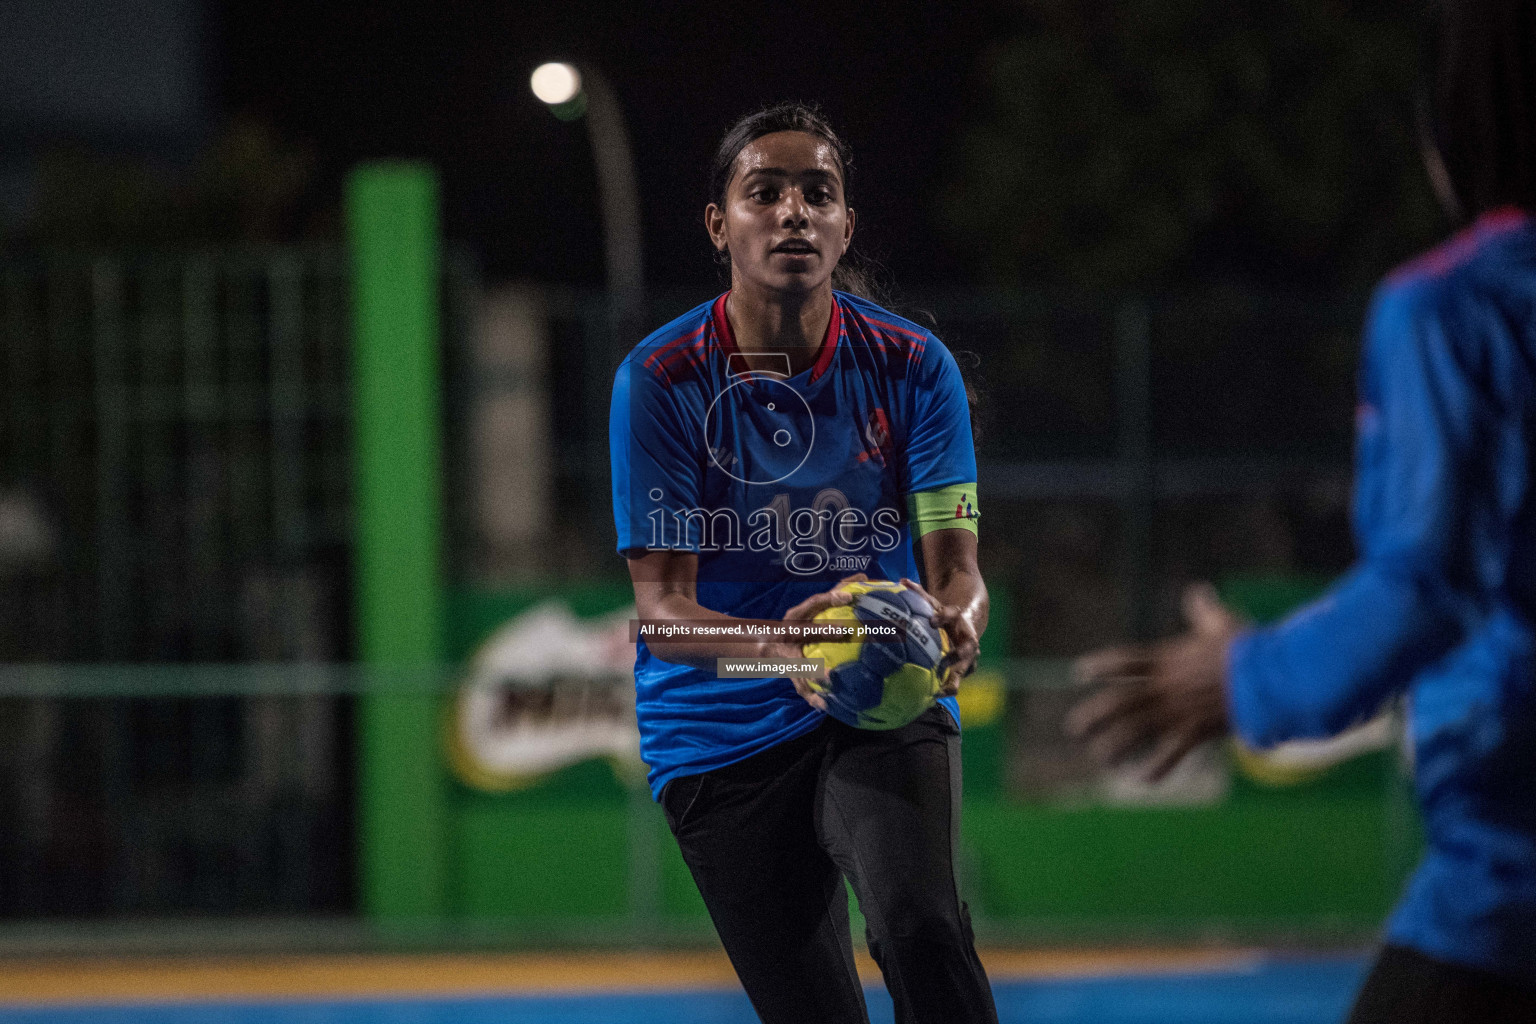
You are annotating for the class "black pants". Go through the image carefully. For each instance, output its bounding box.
[1346,943,1536,1024]
[661,706,999,1024]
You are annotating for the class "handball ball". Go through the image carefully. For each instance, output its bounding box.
[803,580,951,730]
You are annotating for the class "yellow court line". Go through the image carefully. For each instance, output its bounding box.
[981,947,1263,978]
[0,948,1262,1006]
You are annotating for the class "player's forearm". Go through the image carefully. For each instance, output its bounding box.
[638,591,784,669]
[1228,560,1464,747]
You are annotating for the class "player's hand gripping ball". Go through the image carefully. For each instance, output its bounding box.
[802,580,951,730]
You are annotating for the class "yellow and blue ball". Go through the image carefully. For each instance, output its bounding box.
[803,580,951,730]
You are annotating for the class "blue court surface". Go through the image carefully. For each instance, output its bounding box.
[0,955,1369,1024]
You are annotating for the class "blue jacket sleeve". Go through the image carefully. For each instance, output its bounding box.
[1228,282,1485,747]
[610,359,705,555]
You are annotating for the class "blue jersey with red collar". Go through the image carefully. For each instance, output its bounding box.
[610,291,977,798]
[1228,209,1536,980]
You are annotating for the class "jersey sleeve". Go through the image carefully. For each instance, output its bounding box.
[903,341,980,537]
[1227,282,1482,747]
[610,359,705,555]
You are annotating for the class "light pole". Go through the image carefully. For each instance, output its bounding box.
[531,61,655,935]
[531,62,645,524]
[530,62,644,327]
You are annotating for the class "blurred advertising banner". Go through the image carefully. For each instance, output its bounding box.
[447,599,642,792]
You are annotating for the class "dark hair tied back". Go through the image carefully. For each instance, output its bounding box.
[709,102,880,299]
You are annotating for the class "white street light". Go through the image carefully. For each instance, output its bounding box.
[529,63,581,106]
[528,61,643,312]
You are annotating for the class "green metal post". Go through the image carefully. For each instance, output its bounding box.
[346,163,448,923]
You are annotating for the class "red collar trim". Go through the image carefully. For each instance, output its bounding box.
[710,292,738,365]
[810,295,842,381]
[710,291,842,382]
[1477,206,1530,231]
[1388,205,1534,284]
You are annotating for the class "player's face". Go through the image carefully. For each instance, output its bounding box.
[706,131,855,296]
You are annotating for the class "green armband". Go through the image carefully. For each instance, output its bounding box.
[906,484,980,539]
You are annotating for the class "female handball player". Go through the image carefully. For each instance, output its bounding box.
[610,104,998,1024]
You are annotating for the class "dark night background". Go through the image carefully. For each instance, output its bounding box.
[0,0,1455,637]
[5,0,1449,293]
[219,0,1010,289]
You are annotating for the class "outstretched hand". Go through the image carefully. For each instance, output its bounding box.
[1065,583,1245,781]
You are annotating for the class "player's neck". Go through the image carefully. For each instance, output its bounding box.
[725,282,833,376]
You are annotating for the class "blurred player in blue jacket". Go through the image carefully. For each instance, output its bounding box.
[1070,1,1536,1019]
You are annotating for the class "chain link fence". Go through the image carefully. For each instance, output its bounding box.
[0,257,1384,934]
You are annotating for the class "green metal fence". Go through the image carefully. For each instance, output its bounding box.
[0,244,476,920]
[0,248,354,662]
[0,240,1384,939]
